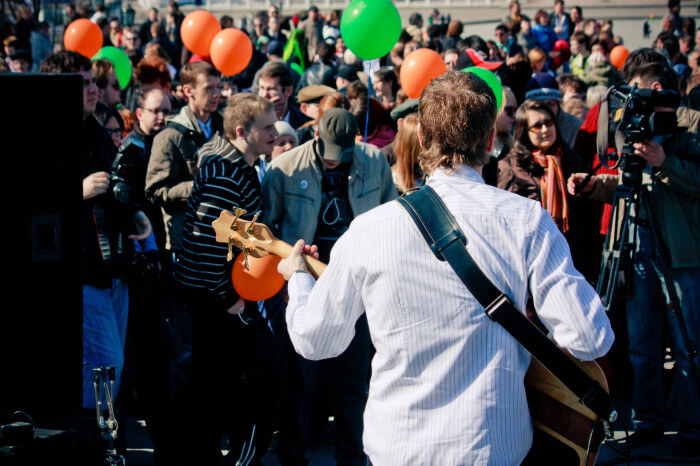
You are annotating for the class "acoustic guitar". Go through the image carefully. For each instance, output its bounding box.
[212,209,610,466]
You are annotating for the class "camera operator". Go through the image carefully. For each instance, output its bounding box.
[568,60,700,456]
[40,51,152,415]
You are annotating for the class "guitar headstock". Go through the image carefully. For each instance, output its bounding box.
[212,209,277,259]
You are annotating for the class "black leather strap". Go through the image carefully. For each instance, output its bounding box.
[397,185,615,421]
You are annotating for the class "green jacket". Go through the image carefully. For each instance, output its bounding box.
[581,61,624,88]
[261,139,398,245]
[145,106,223,251]
[590,106,700,268]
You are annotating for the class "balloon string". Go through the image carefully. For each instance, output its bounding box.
[364,73,370,153]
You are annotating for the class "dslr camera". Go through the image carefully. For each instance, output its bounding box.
[596,83,681,175]
[110,135,147,205]
[110,150,136,204]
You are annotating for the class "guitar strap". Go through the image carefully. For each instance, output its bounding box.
[397,185,616,422]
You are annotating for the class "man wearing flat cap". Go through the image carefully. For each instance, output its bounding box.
[297,84,336,121]
[261,108,396,466]
[295,83,336,145]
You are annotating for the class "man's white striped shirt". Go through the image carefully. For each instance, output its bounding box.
[286,165,614,465]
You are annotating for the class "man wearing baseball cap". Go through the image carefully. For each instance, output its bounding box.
[261,107,396,466]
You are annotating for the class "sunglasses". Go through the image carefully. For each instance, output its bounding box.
[104,127,122,136]
[528,119,555,133]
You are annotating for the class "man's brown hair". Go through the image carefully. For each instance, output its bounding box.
[418,70,497,173]
[180,61,220,88]
[224,92,274,140]
[92,58,115,89]
[258,61,294,89]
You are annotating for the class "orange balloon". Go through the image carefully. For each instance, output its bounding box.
[209,28,253,76]
[64,18,103,58]
[231,252,285,301]
[181,10,221,56]
[399,48,447,99]
[610,45,630,69]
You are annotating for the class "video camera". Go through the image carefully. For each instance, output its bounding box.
[596,83,681,175]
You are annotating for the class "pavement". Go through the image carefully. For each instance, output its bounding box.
[120,388,700,465]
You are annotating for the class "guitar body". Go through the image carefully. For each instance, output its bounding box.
[525,357,609,466]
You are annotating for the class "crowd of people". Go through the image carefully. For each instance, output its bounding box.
[1,0,699,464]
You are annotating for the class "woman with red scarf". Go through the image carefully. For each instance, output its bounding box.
[497,100,586,248]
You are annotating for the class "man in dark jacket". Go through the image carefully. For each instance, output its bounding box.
[175,92,284,465]
[40,50,151,411]
[145,61,222,257]
[297,42,338,91]
[257,60,312,129]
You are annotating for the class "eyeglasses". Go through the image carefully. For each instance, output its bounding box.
[144,107,171,116]
[503,106,516,117]
[104,127,122,136]
[528,118,555,133]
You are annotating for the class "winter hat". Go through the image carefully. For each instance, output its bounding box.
[525,72,562,101]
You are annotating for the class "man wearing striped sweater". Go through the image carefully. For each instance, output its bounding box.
[175,92,283,465]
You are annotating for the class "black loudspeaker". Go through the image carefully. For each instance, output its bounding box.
[0,73,83,423]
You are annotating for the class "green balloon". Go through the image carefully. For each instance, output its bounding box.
[340,0,401,60]
[461,66,503,111]
[92,46,132,89]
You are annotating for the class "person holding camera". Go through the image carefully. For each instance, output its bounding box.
[39,51,152,412]
[568,58,700,456]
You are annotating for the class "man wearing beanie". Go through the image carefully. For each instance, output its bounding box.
[525,72,582,147]
[261,108,396,466]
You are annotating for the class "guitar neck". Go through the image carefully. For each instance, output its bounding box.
[268,239,327,279]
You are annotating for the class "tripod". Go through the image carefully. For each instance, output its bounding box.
[93,366,125,466]
[596,154,700,397]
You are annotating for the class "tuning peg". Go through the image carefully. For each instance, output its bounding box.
[248,211,260,234]
[231,207,247,231]
[243,247,250,271]
[227,237,235,262]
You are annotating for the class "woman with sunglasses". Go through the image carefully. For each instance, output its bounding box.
[497,99,584,235]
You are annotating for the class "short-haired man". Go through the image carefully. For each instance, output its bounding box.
[569,59,700,457]
[175,92,283,465]
[300,5,323,58]
[257,61,312,129]
[277,71,613,464]
[145,61,222,256]
[120,89,172,247]
[261,108,397,465]
[40,50,152,411]
[550,0,573,41]
[92,58,122,107]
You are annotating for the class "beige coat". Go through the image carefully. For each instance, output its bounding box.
[261,139,398,245]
